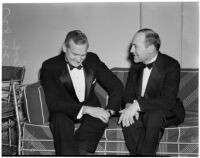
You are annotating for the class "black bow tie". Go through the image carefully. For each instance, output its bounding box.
[144,62,154,69]
[67,63,83,70]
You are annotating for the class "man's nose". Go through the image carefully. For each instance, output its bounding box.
[77,57,82,62]
[130,45,135,53]
[77,56,84,62]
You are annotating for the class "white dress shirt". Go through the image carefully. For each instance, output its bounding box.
[67,64,85,119]
[141,54,158,97]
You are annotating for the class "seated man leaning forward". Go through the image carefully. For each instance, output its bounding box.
[40,30,123,155]
[118,28,185,156]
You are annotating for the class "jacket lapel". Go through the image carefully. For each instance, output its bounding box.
[83,63,94,99]
[144,66,162,97]
[144,53,163,98]
[136,69,144,99]
[58,54,79,102]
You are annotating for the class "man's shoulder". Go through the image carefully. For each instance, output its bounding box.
[158,52,180,68]
[85,52,100,63]
[160,53,178,62]
[86,52,98,59]
[42,53,63,67]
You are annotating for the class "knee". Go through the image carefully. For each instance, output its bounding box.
[50,113,75,136]
[143,110,164,128]
[83,115,108,129]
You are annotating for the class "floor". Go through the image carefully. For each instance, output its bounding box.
[2,122,18,156]
[2,145,17,155]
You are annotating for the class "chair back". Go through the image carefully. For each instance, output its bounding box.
[2,66,25,83]
[2,66,25,119]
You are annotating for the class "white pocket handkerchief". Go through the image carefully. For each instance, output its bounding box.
[92,78,96,85]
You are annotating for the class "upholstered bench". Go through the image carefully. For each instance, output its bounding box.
[19,68,198,156]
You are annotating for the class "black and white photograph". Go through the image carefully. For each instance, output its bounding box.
[2,1,199,156]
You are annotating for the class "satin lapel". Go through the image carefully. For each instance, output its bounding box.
[59,66,79,102]
[136,69,143,99]
[145,65,162,96]
[83,64,94,99]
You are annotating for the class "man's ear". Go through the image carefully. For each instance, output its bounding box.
[62,43,67,53]
[148,44,155,53]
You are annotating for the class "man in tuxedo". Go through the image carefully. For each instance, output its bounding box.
[118,28,185,156]
[40,30,123,155]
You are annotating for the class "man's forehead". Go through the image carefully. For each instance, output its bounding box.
[132,32,145,43]
[68,40,88,55]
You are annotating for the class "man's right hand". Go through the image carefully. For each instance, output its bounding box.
[82,106,110,123]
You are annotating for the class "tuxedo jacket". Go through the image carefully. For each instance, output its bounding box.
[123,52,185,126]
[40,52,123,121]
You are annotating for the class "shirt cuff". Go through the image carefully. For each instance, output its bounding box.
[106,109,115,116]
[133,99,141,111]
[77,106,84,119]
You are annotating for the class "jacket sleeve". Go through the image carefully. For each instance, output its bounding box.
[40,62,82,120]
[88,54,124,112]
[123,65,138,104]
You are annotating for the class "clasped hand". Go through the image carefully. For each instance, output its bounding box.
[82,106,110,123]
[118,102,140,127]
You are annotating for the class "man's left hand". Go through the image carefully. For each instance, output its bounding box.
[118,101,140,127]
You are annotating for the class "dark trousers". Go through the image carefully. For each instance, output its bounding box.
[122,109,167,156]
[49,113,108,155]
